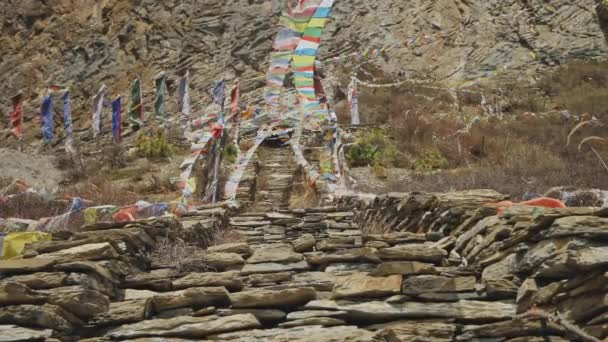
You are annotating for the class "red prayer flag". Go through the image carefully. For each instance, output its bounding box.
[9,93,24,139]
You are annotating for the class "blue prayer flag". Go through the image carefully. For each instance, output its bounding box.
[213,80,225,106]
[112,97,122,144]
[41,95,54,143]
[62,91,72,137]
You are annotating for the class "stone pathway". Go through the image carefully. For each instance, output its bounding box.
[249,143,297,212]
[1,191,607,341]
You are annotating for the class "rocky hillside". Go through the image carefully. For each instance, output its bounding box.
[1,0,606,141]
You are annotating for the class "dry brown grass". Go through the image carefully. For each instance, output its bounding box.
[289,183,320,209]
[0,193,69,220]
[348,61,608,199]
[61,176,139,207]
[149,238,216,273]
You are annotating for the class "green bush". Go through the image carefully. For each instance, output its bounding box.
[223,143,238,164]
[346,129,406,167]
[136,131,176,159]
[414,147,449,172]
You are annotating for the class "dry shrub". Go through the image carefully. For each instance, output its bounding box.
[149,238,215,273]
[137,174,178,194]
[344,61,608,198]
[61,177,138,207]
[0,193,69,220]
[0,177,12,189]
[289,184,320,209]
[102,145,127,169]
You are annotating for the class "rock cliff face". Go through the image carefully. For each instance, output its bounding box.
[0,0,606,137]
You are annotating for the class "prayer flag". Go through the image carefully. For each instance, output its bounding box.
[154,72,167,121]
[213,79,225,106]
[230,80,240,116]
[41,95,54,143]
[178,71,191,116]
[92,84,106,138]
[62,91,72,137]
[128,78,143,129]
[348,77,359,126]
[112,97,122,144]
[9,93,23,139]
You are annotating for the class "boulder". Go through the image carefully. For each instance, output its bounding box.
[363,232,426,245]
[305,300,515,323]
[0,282,46,306]
[0,304,82,333]
[172,271,243,291]
[211,325,377,341]
[247,244,303,264]
[0,325,53,341]
[246,272,291,286]
[144,287,230,312]
[35,243,119,263]
[88,299,153,327]
[230,287,317,309]
[279,317,345,328]
[200,252,245,270]
[42,286,109,319]
[402,275,477,295]
[3,272,68,289]
[372,321,458,341]
[216,309,286,324]
[0,258,56,274]
[240,261,310,275]
[106,314,261,339]
[207,243,252,255]
[291,234,316,253]
[123,269,180,291]
[286,310,348,320]
[378,244,447,263]
[332,273,402,299]
[288,272,338,291]
[305,247,380,265]
[372,261,439,276]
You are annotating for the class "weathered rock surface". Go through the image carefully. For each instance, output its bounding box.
[230,288,317,309]
[172,271,243,291]
[332,273,401,299]
[247,244,303,264]
[106,314,261,339]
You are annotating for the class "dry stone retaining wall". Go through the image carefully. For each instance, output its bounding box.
[1,190,607,340]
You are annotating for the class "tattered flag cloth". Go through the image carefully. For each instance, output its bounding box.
[92,84,106,138]
[9,93,24,139]
[62,91,72,137]
[112,97,122,144]
[129,78,144,129]
[154,72,167,121]
[230,80,240,116]
[41,95,54,143]
[49,84,68,93]
[348,77,360,125]
[179,71,191,116]
[213,79,225,106]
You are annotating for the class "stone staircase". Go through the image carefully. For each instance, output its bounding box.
[249,143,297,212]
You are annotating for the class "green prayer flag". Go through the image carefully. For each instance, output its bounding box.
[128,78,143,129]
[154,73,167,121]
